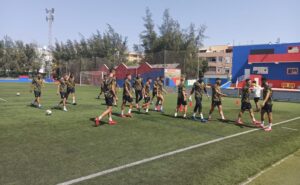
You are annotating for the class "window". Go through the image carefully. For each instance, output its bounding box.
[207,57,217,62]
[225,67,230,74]
[225,57,231,64]
[208,66,216,72]
[218,57,223,62]
[217,67,222,73]
[287,68,299,75]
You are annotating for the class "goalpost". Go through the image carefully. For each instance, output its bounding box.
[79,71,107,86]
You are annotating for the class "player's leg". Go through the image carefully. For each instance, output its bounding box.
[264,105,273,131]
[208,102,215,120]
[138,90,143,102]
[151,91,156,104]
[249,108,260,125]
[121,96,126,117]
[174,97,181,117]
[32,91,38,106]
[217,104,225,120]
[37,96,41,108]
[135,90,139,104]
[183,104,187,118]
[63,96,67,111]
[260,108,266,129]
[72,88,76,105]
[192,98,200,120]
[254,99,259,111]
[127,97,133,117]
[146,98,150,113]
[160,95,164,112]
[198,98,206,122]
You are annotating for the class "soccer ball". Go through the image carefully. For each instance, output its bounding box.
[16,92,20,96]
[46,109,52,115]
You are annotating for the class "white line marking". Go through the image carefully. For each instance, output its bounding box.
[57,117,300,185]
[0,98,8,102]
[281,127,298,131]
[240,151,297,185]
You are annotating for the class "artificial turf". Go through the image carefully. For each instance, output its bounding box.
[0,83,299,185]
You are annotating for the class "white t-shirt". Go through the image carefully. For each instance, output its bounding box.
[252,85,262,98]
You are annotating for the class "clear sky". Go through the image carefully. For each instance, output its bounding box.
[1,0,299,50]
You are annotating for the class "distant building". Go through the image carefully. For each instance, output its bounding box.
[198,45,232,84]
[232,42,300,89]
[126,52,143,63]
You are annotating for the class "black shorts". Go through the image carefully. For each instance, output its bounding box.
[152,91,157,97]
[241,102,252,111]
[105,96,114,106]
[177,97,187,106]
[212,100,222,107]
[67,88,75,94]
[195,96,202,105]
[254,97,260,103]
[60,92,67,99]
[262,104,273,113]
[144,97,150,103]
[123,95,133,103]
[34,91,41,98]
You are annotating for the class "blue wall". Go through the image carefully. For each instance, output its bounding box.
[232,42,300,82]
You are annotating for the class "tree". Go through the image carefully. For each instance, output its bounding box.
[136,8,206,78]
[138,7,157,62]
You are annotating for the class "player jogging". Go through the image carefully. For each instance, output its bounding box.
[66,74,76,105]
[57,75,68,112]
[133,74,143,110]
[208,78,227,121]
[30,73,44,108]
[95,69,118,126]
[189,76,209,122]
[151,77,159,104]
[97,75,107,99]
[142,78,152,113]
[112,76,119,106]
[236,79,260,125]
[121,74,134,118]
[252,80,262,112]
[261,77,273,132]
[155,76,166,112]
[174,76,187,118]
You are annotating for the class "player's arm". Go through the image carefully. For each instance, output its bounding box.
[183,89,187,100]
[216,88,227,97]
[111,82,117,99]
[204,85,210,98]
[189,85,194,101]
[142,86,146,97]
[41,80,45,88]
[125,84,132,97]
[56,84,60,95]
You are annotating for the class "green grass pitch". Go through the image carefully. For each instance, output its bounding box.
[0,83,300,185]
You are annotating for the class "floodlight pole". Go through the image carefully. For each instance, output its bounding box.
[46,8,54,49]
[45,8,54,79]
